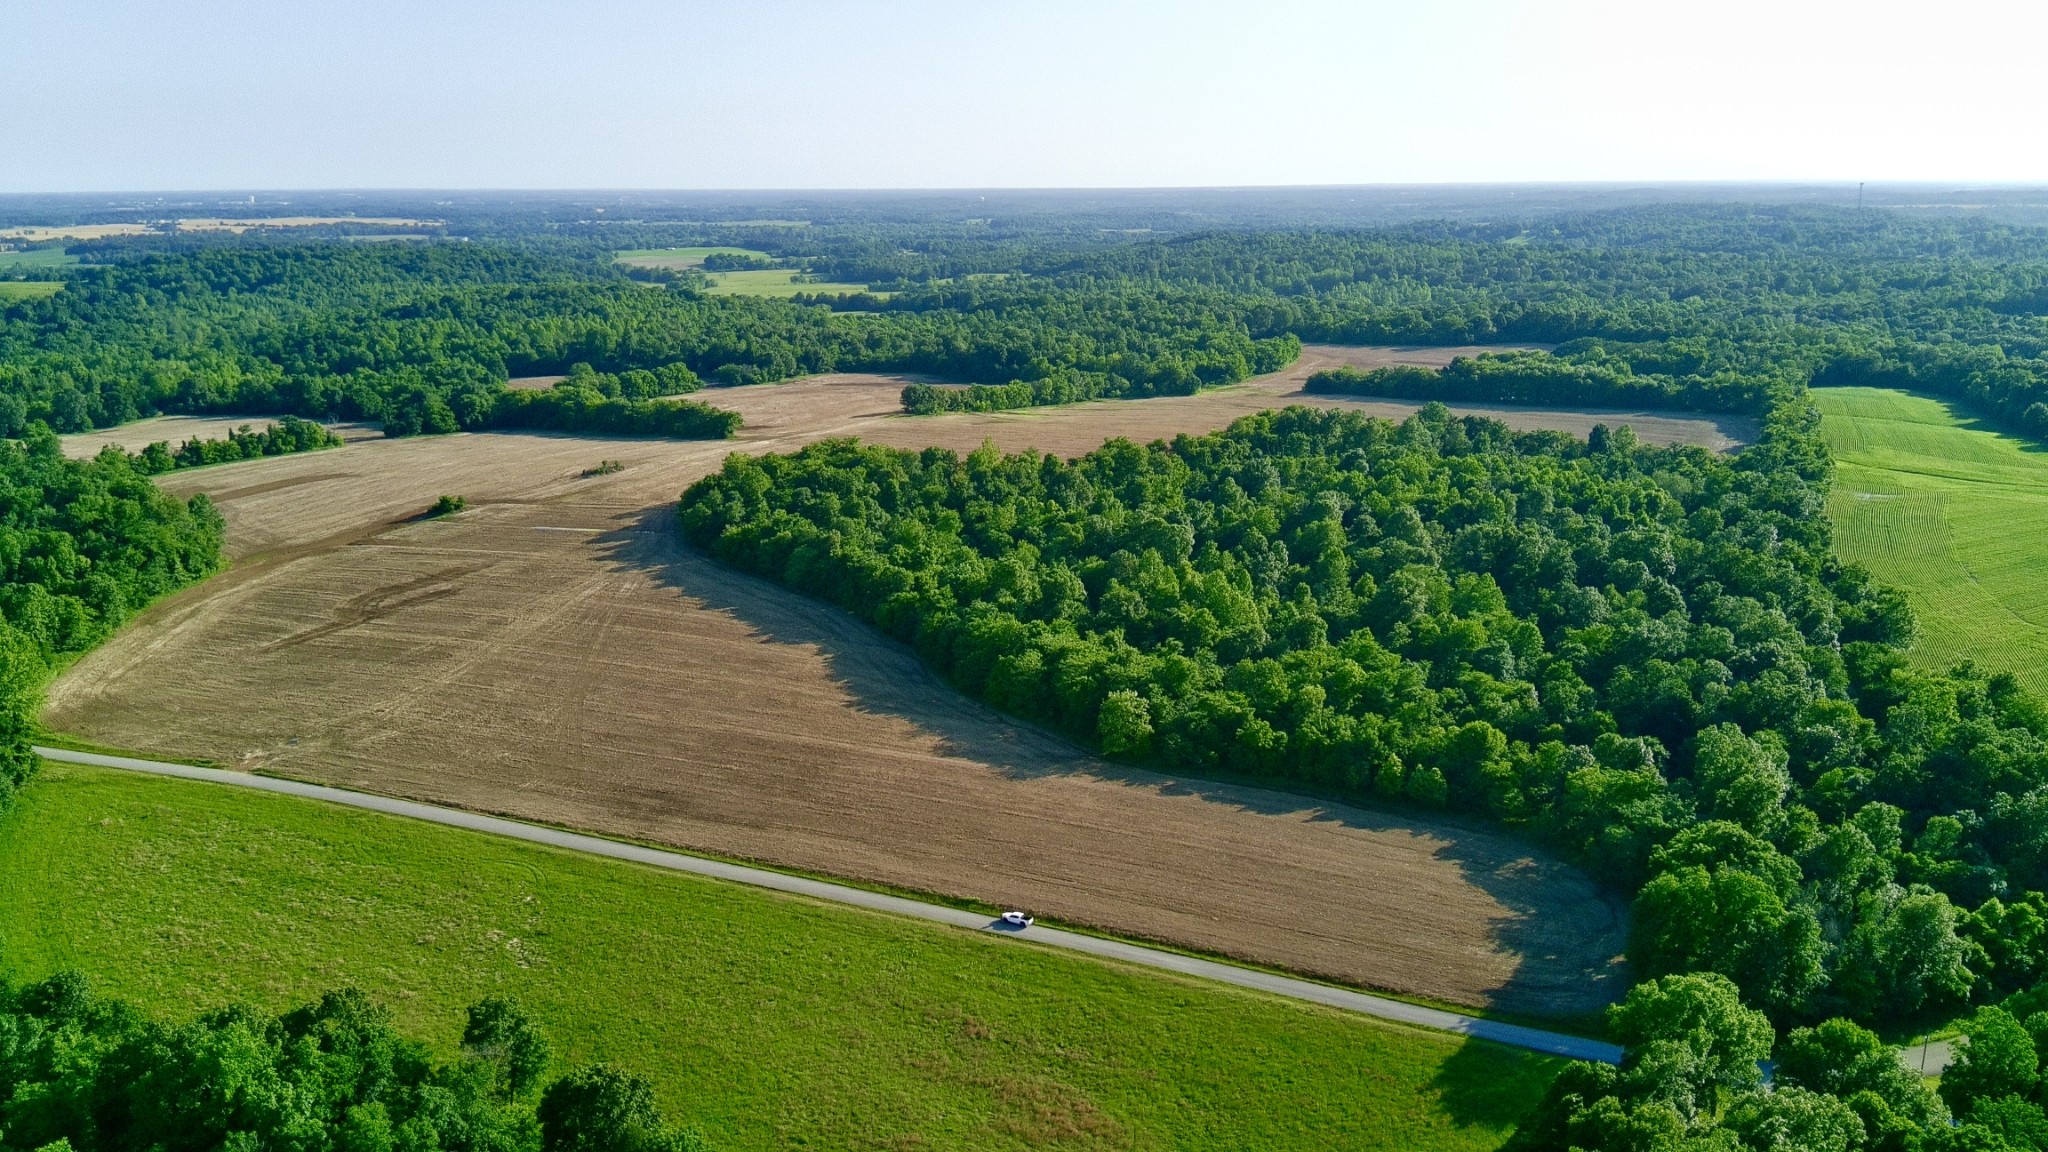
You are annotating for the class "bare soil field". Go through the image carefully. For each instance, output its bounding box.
[47,348,1694,1016]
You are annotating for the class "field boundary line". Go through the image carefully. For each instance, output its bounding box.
[33,744,1621,1064]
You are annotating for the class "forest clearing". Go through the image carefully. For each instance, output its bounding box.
[1822,386,2048,696]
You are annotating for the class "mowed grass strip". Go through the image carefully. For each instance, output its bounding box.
[1818,387,2048,695]
[0,763,1556,1152]
[0,281,64,299]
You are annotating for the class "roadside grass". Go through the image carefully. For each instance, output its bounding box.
[0,281,64,300]
[1817,386,2048,695]
[0,762,1559,1152]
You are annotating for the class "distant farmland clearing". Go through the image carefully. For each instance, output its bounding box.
[31,346,1750,1018]
[1820,386,2048,695]
[613,246,883,297]
[0,281,63,300]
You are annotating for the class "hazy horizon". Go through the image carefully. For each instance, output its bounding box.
[7,0,2044,194]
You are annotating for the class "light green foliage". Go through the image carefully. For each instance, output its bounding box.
[0,763,1560,1151]
[1820,387,2048,696]
[0,282,63,300]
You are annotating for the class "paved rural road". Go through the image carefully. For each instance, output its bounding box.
[36,744,1624,1065]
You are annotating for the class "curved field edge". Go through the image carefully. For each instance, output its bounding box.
[1818,386,2048,696]
[42,424,1630,1020]
[0,761,1558,1152]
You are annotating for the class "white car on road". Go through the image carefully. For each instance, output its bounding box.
[1000,911,1034,927]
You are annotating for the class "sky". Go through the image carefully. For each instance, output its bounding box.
[4,0,2044,192]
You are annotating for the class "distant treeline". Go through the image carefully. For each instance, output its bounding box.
[901,335,1299,414]
[491,388,741,439]
[8,208,2048,436]
[1306,348,1779,416]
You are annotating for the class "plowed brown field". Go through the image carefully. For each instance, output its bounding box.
[44,347,1732,1016]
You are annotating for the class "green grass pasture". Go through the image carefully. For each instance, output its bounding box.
[0,248,78,271]
[700,268,882,298]
[1818,387,2048,694]
[0,762,1556,1151]
[614,246,765,270]
[0,281,64,300]
[613,247,881,298]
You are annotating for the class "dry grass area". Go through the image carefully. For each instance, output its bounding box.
[0,224,157,242]
[46,349,1696,1017]
[0,218,435,243]
[61,415,382,457]
[173,217,437,232]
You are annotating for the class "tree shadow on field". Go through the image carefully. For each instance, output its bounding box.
[1430,1036,1575,1132]
[593,506,1631,1021]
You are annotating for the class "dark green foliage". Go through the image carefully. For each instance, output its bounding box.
[427,495,468,518]
[697,252,777,272]
[462,999,553,1101]
[901,335,1301,414]
[1306,348,1777,416]
[1511,978,1955,1152]
[121,416,343,474]
[0,974,705,1152]
[487,389,740,440]
[0,427,224,812]
[681,400,2048,1028]
[536,1067,704,1152]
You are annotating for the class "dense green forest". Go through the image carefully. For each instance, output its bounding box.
[0,974,706,1152]
[0,428,223,814]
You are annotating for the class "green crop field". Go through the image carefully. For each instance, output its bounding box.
[0,762,1556,1152]
[1819,386,2048,695]
[699,268,882,298]
[614,246,765,270]
[613,247,882,298]
[0,248,79,271]
[0,280,64,299]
